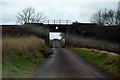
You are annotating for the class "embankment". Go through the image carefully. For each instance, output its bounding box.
[2,36,50,78]
[71,48,120,78]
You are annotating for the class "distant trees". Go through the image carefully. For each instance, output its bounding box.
[116,10,120,26]
[16,7,45,24]
[90,9,120,26]
[60,33,65,39]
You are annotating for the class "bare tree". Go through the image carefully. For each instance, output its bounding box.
[90,9,120,26]
[103,9,116,26]
[90,9,105,26]
[16,7,45,24]
[60,33,65,39]
[115,10,120,26]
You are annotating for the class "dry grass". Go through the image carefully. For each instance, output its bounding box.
[81,48,119,56]
[2,36,44,59]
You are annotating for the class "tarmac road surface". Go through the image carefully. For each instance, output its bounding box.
[33,40,111,78]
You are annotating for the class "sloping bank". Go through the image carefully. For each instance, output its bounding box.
[2,36,49,78]
[71,48,120,78]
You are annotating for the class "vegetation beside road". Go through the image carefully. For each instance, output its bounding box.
[71,48,120,78]
[49,39,65,48]
[59,40,65,47]
[2,36,49,78]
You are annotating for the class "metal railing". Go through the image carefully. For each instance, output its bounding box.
[43,20,72,25]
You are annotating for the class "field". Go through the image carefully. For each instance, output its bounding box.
[71,48,120,78]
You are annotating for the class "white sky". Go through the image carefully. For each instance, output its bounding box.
[49,32,61,40]
[0,0,119,25]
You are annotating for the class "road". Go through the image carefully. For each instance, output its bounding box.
[33,40,111,78]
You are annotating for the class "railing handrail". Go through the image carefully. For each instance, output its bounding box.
[43,20,72,25]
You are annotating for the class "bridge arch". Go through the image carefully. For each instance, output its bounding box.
[43,20,72,47]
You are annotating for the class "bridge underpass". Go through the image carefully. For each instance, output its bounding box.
[48,24,66,46]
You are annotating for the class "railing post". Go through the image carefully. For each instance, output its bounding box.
[54,20,55,24]
[59,20,61,25]
[66,20,68,25]
[48,20,49,25]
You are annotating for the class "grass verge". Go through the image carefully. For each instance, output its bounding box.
[59,40,65,47]
[71,48,120,78]
[2,36,49,78]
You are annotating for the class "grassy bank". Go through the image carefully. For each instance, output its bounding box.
[71,48,120,78]
[49,40,52,48]
[2,36,49,78]
[59,40,65,47]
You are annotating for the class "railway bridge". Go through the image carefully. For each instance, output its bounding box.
[24,20,97,46]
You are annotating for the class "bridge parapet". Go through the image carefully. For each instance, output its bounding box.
[43,20,72,25]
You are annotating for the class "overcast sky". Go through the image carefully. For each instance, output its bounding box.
[0,0,119,25]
